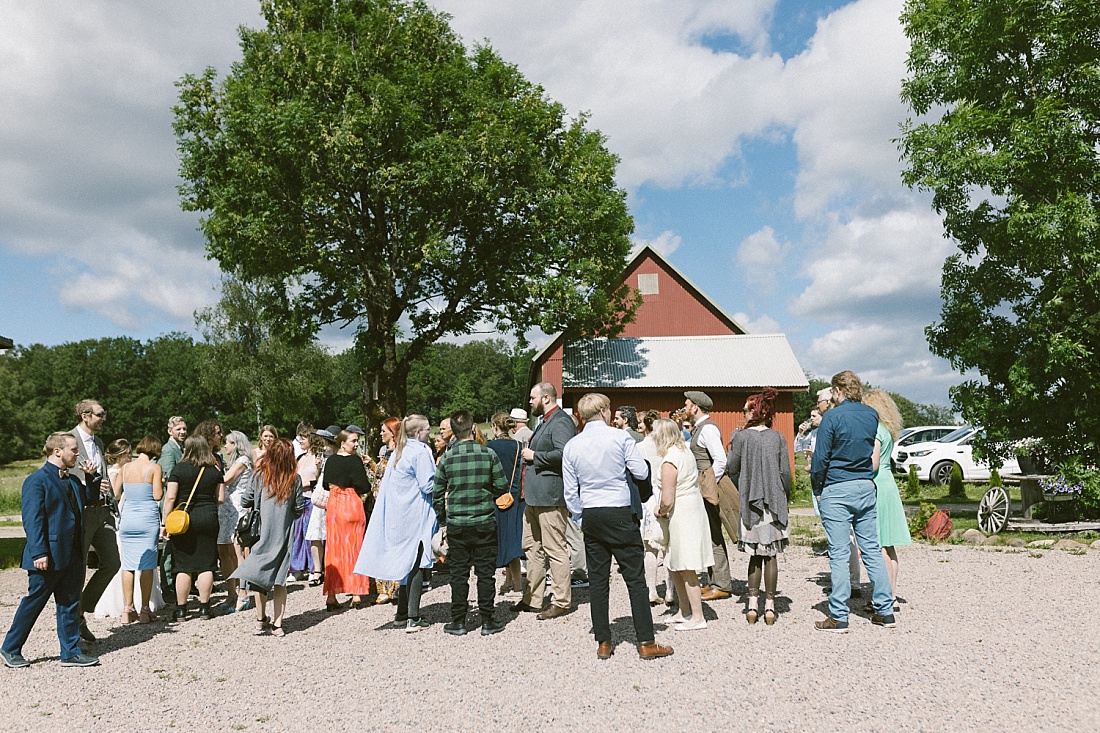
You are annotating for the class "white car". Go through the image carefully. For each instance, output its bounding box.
[890,425,959,472]
[894,426,1020,485]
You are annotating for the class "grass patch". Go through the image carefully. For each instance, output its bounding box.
[0,537,26,569]
[0,460,38,515]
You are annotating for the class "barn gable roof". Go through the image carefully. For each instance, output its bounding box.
[562,334,809,390]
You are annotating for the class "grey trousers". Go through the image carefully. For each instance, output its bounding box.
[80,505,120,615]
[704,501,733,592]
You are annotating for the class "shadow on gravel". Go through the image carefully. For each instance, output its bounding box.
[95,618,184,658]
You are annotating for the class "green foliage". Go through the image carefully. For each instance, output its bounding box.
[906,464,922,499]
[0,354,52,464]
[1055,457,1100,519]
[173,0,639,425]
[196,273,339,434]
[0,332,530,460]
[792,372,952,426]
[948,462,965,499]
[989,467,1003,488]
[900,0,1100,466]
[908,502,939,537]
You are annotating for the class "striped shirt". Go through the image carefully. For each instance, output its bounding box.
[434,439,507,528]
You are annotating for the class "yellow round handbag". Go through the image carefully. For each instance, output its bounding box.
[165,467,205,536]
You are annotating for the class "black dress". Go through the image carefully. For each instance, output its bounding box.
[168,461,223,574]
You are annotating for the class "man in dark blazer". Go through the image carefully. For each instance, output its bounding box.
[1,433,102,667]
[70,399,118,642]
[514,382,577,619]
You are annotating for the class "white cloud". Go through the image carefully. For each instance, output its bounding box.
[731,311,782,334]
[0,1,261,329]
[633,230,683,257]
[790,208,950,322]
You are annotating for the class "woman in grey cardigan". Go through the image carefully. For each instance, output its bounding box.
[726,387,791,626]
[231,438,305,636]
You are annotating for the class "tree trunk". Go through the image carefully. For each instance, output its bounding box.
[358,331,408,459]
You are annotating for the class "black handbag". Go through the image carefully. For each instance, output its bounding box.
[236,504,261,548]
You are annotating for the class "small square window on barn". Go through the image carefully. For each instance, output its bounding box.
[638,273,659,295]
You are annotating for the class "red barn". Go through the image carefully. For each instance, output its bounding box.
[530,245,808,460]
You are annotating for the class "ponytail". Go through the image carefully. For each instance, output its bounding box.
[391,414,429,467]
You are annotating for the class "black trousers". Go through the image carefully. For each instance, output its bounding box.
[446,523,497,623]
[582,507,654,645]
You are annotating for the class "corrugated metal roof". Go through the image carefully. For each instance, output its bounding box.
[562,335,808,389]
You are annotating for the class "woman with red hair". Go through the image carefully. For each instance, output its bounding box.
[231,438,305,636]
[725,387,791,626]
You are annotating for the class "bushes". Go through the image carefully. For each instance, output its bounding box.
[905,464,921,499]
[1053,458,1100,520]
[948,462,965,499]
[989,467,1003,487]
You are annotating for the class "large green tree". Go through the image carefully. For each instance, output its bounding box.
[173,0,638,431]
[899,0,1100,464]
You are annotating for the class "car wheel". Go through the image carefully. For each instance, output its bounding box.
[930,461,956,486]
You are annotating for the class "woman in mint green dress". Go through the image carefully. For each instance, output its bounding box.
[862,389,911,609]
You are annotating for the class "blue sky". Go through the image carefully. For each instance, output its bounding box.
[0,0,964,406]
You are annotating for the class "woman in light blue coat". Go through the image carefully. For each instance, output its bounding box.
[353,414,436,631]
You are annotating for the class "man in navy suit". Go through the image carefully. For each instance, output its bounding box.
[1,433,102,668]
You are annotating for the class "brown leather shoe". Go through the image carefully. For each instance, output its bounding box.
[597,642,614,660]
[536,604,571,620]
[637,641,674,660]
[700,587,732,601]
[510,601,543,613]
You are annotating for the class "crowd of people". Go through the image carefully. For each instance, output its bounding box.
[0,369,912,668]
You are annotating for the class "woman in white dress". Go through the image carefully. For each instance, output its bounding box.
[304,427,339,585]
[652,418,714,631]
[217,430,254,613]
[637,410,671,605]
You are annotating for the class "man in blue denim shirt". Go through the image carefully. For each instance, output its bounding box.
[810,370,895,632]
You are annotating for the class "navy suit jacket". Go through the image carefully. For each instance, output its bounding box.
[20,462,100,572]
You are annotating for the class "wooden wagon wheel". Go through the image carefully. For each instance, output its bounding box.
[977,486,1010,534]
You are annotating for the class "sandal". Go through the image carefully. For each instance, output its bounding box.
[764,609,776,626]
[746,609,759,625]
[122,606,138,624]
[270,625,285,638]
[326,601,341,612]
[138,607,155,624]
[253,616,272,635]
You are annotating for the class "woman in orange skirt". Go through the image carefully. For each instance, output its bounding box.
[322,429,372,611]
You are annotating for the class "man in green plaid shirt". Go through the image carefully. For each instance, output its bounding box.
[435,409,508,636]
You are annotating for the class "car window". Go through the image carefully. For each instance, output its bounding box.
[938,427,975,443]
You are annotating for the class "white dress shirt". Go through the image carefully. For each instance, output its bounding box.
[694,413,726,476]
[75,425,100,466]
[563,420,649,521]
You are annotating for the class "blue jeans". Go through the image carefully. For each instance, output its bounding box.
[817,479,893,621]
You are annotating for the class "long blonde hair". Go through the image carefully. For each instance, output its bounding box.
[651,418,686,457]
[862,388,904,440]
[393,414,429,466]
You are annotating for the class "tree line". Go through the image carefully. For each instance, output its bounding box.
[0,335,533,465]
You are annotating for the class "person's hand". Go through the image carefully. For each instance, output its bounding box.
[33,557,48,571]
[522,448,534,462]
[79,459,98,475]
[160,525,169,541]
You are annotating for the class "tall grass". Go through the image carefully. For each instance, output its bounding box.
[0,460,39,515]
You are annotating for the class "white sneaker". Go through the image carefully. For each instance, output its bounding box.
[676,619,707,631]
[665,614,689,624]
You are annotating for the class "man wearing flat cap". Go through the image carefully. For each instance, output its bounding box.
[684,391,736,601]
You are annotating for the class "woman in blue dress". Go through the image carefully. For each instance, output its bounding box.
[353,415,436,631]
[117,435,164,624]
[487,412,525,597]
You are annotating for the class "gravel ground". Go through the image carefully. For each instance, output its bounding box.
[0,543,1097,733]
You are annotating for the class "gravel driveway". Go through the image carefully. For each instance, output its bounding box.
[0,543,1097,732]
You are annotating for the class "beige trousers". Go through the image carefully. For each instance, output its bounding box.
[522,505,571,609]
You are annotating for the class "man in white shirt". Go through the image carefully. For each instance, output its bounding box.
[563,392,673,661]
[510,408,533,444]
[70,399,117,643]
[684,391,734,601]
